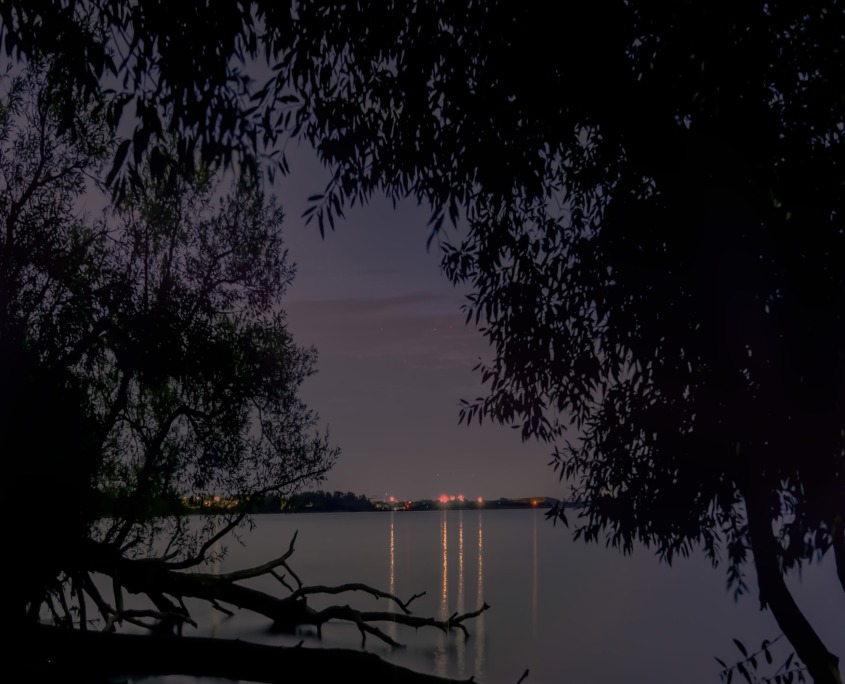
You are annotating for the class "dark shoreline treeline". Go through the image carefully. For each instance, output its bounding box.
[175,490,562,514]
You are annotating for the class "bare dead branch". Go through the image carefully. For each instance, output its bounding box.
[78,572,116,625]
[113,608,198,630]
[404,591,426,609]
[307,604,492,646]
[214,531,298,582]
[73,577,87,631]
[282,561,304,590]
[84,537,487,649]
[270,569,295,592]
[210,600,234,617]
[55,583,74,625]
[291,583,417,614]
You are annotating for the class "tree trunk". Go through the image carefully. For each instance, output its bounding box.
[834,519,845,597]
[744,486,842,684]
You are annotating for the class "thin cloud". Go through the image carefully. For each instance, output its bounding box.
[285,293,487,368]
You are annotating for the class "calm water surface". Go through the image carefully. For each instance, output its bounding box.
[161,509,842,684]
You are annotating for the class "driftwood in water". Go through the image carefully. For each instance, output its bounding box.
[32,531,489,683]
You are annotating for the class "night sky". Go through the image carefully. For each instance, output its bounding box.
[276,143,556,502]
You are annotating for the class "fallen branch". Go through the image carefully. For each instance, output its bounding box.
[77,534,488,648]
[291,583,425,614]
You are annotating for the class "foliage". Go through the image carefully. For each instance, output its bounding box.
[717,635,809,684]
[1,64,489,684]
[284,489,375,512]
[1,1,843,681]
[1,64,336,606]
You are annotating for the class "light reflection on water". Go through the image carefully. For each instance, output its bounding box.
[457,510,466,675]
[387,510,397,642]
[209,534,222,638]
[433,508,485,679]
[435,510,449,676]
[476,512,486,679]
[532,510,538,640]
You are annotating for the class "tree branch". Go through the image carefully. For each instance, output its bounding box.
[83,538,487,648]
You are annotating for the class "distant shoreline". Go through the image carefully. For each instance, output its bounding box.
[174,491,580,515]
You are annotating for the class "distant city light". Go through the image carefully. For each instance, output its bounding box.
[434,493,484,505]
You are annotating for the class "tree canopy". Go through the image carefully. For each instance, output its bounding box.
[0,61,334,615]
[1,1,843,682]
[1,67,487,683]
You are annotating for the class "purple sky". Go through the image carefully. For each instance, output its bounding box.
[276,143,558,501]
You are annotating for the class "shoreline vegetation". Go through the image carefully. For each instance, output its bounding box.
[176,490,567,514]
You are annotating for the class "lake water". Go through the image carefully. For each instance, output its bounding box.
[156,509,843,684]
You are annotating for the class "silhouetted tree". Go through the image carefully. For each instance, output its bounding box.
[284,489,375,511]
[2,2,842,681]
[1,68,486,683]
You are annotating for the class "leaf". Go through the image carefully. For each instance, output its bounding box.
[106,139,131,187]
[734,638,748,657]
